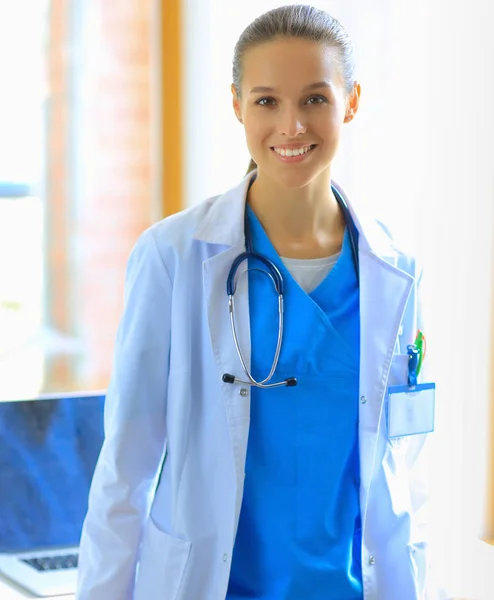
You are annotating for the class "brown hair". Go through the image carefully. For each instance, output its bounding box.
[232,4,356,176]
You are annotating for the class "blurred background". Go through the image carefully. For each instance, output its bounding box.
[0,0,493,597]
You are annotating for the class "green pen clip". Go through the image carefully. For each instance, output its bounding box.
[415,330,425,377]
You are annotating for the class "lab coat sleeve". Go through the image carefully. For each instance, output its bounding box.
[76,227,172,600]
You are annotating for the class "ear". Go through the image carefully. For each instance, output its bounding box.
[344,81,361,124]
[231,83,243,123]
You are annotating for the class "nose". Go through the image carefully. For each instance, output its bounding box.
[277,105,307,137]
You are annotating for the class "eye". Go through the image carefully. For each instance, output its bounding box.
[255,97,276,107]
[255,95,328,107]
[306,95,328,105]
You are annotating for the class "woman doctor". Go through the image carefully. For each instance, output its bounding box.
[77,5,443,600]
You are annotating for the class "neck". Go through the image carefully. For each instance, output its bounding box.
[246,169,347,259]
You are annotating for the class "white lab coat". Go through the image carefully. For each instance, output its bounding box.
[77,172,447,600]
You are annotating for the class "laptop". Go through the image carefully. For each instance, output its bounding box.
[0,391,106,597]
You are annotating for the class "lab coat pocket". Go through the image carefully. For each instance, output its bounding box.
[135,517,192,600]
[407,540,428,598]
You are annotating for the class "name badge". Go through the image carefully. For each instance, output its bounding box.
[386,382,435,439]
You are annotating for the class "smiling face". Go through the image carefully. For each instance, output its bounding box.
[232,37,360,189]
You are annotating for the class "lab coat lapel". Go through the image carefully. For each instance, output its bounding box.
[202,247,251,422]
[321,182,416,522]
[203,246,251,532]
[357,247,414,521]
[197,175,254,529]
[197,174,253,424]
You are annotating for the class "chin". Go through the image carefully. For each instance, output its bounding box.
[268,164,329,190]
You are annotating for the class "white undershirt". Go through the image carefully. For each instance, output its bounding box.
[280,252,341,294]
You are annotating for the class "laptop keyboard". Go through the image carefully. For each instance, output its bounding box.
[22,553,78,571]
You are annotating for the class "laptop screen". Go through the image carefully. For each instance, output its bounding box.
[0,393,105,553]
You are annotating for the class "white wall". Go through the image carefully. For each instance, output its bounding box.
[420,2,494,595]
[182,0,494,595]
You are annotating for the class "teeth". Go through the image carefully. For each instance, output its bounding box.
[273,145,313,157]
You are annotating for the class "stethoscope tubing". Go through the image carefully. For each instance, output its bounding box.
[223,184,359,388]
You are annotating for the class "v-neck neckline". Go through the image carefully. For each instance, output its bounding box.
[248,209,358,374]
[246,205,359,369]
[246,204,351,301]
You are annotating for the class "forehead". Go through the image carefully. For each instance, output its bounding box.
[241,37,343,91]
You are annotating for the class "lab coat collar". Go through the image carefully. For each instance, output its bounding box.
[193,170,399,260]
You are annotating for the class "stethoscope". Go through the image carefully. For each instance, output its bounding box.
[222,184,360,389]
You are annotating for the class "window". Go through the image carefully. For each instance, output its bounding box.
[0,0,158,401]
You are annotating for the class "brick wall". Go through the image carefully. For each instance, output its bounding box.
[46,0,156,392]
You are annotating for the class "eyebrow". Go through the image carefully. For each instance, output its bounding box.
[249,81,332,94]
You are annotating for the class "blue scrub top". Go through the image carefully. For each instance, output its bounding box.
[227,206,363,599]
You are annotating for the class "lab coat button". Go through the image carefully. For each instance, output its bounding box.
[360,396,367,404]
[369,555,376,565]
[240,388,248,397]
[223,553,228,562]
